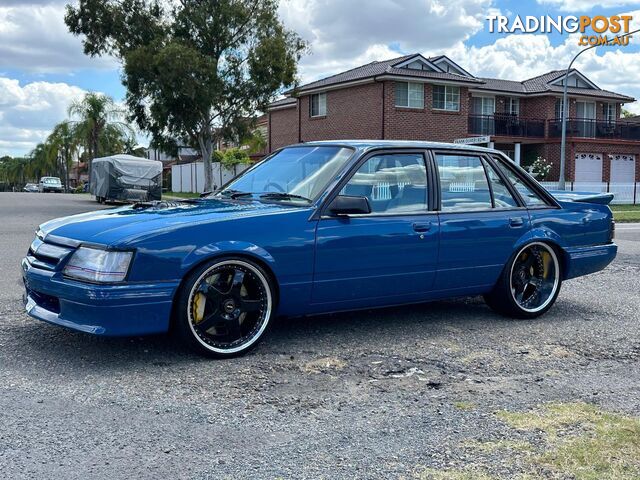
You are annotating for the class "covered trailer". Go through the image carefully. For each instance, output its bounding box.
[90,154,162,203]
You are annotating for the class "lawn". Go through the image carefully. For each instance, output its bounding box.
[610,204,640,223]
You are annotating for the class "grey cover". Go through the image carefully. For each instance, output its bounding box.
[90,154,163,202]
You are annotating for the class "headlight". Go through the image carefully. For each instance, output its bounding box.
[63,247,133,283]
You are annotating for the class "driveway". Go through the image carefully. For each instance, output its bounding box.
[1,192,639,479]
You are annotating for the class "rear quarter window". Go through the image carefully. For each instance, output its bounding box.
[491,156,548,207]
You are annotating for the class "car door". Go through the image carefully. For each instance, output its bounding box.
[434,150,530,292]
[312,150,439,307]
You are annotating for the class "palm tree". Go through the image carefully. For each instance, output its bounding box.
[68,93,132,180]
[47,121,79,191]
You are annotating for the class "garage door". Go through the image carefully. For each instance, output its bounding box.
[610,154,636,183]
[574,153,603,182]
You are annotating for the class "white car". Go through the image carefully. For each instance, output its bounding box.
[38,177,64,193]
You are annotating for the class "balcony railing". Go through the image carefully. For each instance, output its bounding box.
[547,118,640,141]
[468,114,545,138]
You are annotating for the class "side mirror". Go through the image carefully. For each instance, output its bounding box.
[328,195,371,215]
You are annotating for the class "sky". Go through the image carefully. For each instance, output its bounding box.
[1,0,640,157]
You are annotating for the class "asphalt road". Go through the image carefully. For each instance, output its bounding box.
[1,192,639,479]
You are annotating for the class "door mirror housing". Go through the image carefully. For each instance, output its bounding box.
[328,195,371,215]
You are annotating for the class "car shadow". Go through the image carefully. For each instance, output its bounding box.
[12,297,515,368]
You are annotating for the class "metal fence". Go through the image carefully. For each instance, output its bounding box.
[171,162,250,193]
[539,181,640,205]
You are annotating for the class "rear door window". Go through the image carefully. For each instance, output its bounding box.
[435,154,492,211]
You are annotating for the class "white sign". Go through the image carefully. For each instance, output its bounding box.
[453,136,490,145]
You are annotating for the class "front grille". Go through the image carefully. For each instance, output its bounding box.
[27,237,76,271]
[27,288,61,313]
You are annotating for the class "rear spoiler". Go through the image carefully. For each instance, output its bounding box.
[547,190,614,205]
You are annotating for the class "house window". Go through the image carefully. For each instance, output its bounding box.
[555,99,565,120]
[432,85,460,111]
[508,97,519,117]
[310,93,327,117]
[604,103,616,123]
[395,82,424,108]
[472,96,495,116]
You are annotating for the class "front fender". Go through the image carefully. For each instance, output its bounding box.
[181,240,277,272]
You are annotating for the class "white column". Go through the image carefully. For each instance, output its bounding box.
[514,143,521,165]
[488,141,495,149]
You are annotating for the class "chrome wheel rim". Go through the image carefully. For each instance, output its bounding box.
[187,260,272,354]
[509,243,559,313]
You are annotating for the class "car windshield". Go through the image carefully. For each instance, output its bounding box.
[216,146,353,203]
[43,178,61,184]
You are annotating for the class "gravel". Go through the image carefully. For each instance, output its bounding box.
[1,192,639,479]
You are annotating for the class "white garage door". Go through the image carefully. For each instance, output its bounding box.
[574,153,603,182]
[610,154,636,183]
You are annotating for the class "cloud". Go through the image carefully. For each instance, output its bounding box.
[280,0,494,84]
[536,0,640,12]
[0,3,117,73]
[0,78,86,156]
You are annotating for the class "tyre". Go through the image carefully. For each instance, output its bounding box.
[484,242,562,319]
[174,257,275,358]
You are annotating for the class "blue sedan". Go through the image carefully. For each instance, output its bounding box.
[22,141,617,357]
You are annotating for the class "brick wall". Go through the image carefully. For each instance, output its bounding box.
[268,106,299,151]
[383,81,469,141]
[299,83,384,142]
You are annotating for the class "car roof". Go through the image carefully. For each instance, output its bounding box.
[292,140,498,154]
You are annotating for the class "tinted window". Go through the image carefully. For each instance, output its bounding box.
[492,157,547,207]
[483,160,518,208]
[342,154,428,214]
[436,154,492,211]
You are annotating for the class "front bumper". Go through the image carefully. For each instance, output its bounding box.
[563,243,617,280]
[22,257,179,336]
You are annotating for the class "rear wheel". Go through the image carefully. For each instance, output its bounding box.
[175,257,274,358]
[484,242,561,319]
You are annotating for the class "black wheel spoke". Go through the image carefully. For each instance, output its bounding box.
[224,316,242,340]
[227,270,245,296]
[196,311,224,332]
[240,299,261,312]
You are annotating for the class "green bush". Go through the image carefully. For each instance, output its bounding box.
[220,148,250,169]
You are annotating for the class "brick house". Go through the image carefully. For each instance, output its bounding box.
[266,53,640,182]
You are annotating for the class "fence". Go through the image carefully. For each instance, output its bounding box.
[539,182,640,205]
[170,162,250,193]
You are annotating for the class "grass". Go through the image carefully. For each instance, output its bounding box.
[414,466,495,480]
[610,204,640,223]
[162,191,200,199]
[453,401,476,411]
[497,402,640,480]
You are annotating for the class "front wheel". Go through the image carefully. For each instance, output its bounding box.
[484,242,562,319]
[174,257,275,358]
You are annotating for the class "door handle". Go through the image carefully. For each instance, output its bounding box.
[509,217,525,227]
[412,222,431,233]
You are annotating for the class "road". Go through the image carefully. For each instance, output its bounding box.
[1,192,639,479]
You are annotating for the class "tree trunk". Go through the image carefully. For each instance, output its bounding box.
[198,132,214,193]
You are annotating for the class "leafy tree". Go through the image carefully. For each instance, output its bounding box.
[220,147,250,169]
[621,108,635,119]
[65,0,306,191]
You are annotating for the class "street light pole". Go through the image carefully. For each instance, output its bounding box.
[558,28,640,190]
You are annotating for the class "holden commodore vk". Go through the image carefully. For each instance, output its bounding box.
[22,141,617,358]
